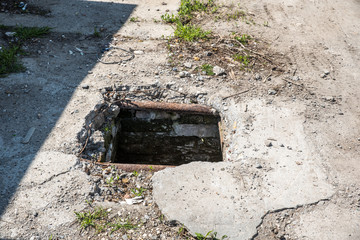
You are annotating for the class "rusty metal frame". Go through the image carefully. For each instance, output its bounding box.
[114,100,218,116]
[81,158,174,172]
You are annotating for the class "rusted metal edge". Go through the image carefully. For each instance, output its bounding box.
[80,158,174,172]
[114,101,218,116]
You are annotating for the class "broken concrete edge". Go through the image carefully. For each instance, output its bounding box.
[80,158,174,172]
[249,195,335,240]
[76,98,221,165]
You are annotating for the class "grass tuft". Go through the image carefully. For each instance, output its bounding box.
[0,45,25,77]
[174,22,211,41]
[110,219,137,234]
[14,26,51,42]
[74,207,108,230]
[201,64,215,75]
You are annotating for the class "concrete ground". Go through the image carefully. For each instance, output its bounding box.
[0,0,359,239]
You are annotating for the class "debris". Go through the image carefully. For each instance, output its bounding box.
[268,89,277,95]
[179,71,190,78]
[81,84,89,89]
[223,88,251,100]
[213,66,225,76]
[134,50,144,55]
[75,47,84,56]
[5,32,16,37]
[125,196,144,205]
[265,140,273,147]
[184,62,192,68]
[22,127,36,144]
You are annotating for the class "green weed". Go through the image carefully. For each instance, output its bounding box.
[234,34,251,45]
[106,176,115,186]
[226,10,246,21]
[110,219,137,234]
[131,187,146,197]
[201,64,215,75]
[132,170,139,177]
[174,22,211,41]
[195,230,228,240]
[161,13,179,23]
[233,54,250,66]
[93,27,101,38]
[0,45,25,77]
[130,17,139,22]
[74,207,108,230]
[0,25,50,77]
[14,26,51,42]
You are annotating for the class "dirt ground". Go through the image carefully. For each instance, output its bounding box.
[0,0,359,239]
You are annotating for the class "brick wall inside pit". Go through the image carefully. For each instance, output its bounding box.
[113,109,223,165]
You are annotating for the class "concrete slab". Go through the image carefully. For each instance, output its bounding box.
[153,159,334,239]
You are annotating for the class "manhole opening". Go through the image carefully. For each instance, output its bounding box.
[107,102,223,166]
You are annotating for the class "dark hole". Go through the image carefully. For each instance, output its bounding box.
[113,108,223,165]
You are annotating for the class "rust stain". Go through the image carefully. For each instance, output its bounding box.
[114,101,218,116]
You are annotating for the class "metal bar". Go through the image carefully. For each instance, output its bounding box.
[114,101,218,116]
[81,158,174,172]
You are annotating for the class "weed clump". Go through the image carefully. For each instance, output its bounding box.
[174,22,211,41]
[0,45,25,77]
[162,0,214,41]
[0,25,51,77]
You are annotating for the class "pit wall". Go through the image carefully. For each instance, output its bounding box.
[109,109,222,165]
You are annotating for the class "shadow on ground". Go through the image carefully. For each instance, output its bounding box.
[0,0,136,217]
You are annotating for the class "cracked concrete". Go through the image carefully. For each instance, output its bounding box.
[1,0,360,239]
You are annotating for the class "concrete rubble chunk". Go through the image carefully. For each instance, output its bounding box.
[22,127,36,144]
[152,161,334,239]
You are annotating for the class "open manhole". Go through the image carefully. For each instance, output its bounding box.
[111,102,223,166]
[83,101,224,167]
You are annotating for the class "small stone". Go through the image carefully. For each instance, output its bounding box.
[255,73,262,81]
[268,89,277,95]
[256,164,263,169]
[204,51,212,56]
[320,73,327,78]
[134,50,144,55]
[324,70,330,75]
[82,84,89,89]
[184,62,192,68]
[324,96,336,102]
[265,140,273,147]
[292,76,300,81]
[179,72,186,78]
[213,66,226,76]
[179,71,189,78]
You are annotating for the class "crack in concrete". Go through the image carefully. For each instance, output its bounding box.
[39,169,71,186]
[250,194,335,240]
